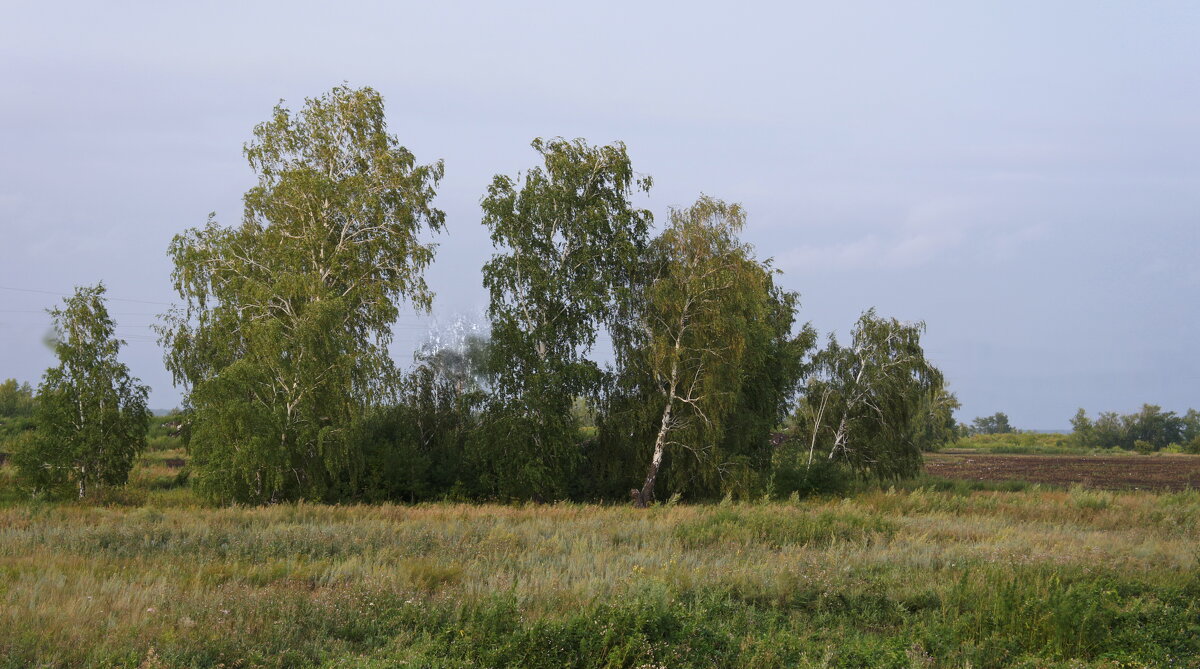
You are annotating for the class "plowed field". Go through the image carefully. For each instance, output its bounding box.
[924,452,1200,490]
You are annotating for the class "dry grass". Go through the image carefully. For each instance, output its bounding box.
[3,478,1200,666]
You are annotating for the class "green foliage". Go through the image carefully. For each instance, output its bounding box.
[794,309,944,481]
[478,137,652,500]
[1069,404,1194,452]
[13,285,150,498]
[951,432,1084,455]
[912,387,961,451]
[1183,408,1200,443]
[0,378,35,418]
[770,442,854,498]
[0,379,37,453]
[969,411,1015,435]
[598,196,814,503]
[342,336,491,502]
[158,85,444,503]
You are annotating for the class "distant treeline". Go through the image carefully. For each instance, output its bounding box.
[1069,405,1200,453]
[951,406,1200,454]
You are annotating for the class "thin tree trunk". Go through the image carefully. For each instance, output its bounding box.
[806,390,829,468]
[637,400,673,507]
[638,346,680,508]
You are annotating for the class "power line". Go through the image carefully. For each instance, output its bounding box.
[1,285,445,315]
[0,285,173,306]
[0,309,168,317]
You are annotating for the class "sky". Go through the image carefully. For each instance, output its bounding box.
[0,1,1196,428]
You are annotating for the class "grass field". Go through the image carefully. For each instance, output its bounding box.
[943,433,1087,455]
[4,445,1200,667]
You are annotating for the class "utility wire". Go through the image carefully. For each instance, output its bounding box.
[2,289,433,320]
[0,285,172,306]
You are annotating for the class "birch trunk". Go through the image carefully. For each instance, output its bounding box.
[637,396,674,507]
[637,340,681,507]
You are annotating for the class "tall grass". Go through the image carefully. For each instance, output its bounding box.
[3,479,1200,667]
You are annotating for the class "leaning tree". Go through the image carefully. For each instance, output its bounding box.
[796,309,943,481]
[609,196,813,505]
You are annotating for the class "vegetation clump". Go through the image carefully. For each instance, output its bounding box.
[143,85,959,505]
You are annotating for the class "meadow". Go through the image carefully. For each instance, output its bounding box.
[7,340,1193,668]
[4,439,1200,668]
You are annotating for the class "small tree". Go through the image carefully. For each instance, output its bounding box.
[1093,411,1125,449]
[795,309,942,481]
[1183,409,1200,444]
[15,285,150,498]
[1069,408,1094,447]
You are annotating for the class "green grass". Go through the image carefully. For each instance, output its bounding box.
[945,432,1122,455]
[1,420,1197,667]
[3,456,1200,668]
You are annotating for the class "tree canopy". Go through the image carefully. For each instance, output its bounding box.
[970,412,1015,435]
[604,196,814,504]
[794,310,943,481]
[1070,404,1196,452]
[15,285,150,498]
[478,137,653,499]
[158,85,445,503]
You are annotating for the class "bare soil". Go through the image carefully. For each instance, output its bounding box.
[924,452,1200,490]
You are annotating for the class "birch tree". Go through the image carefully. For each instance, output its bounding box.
[157,85,444,503]
[479,137,652,499]
[613,196,811,505]
[796,309,943,481]
[15,285,150,498]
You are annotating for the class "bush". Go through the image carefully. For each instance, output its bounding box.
[340,405,436,503]
[770,455,853,499]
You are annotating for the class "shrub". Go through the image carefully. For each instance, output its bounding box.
[770,456,853,499]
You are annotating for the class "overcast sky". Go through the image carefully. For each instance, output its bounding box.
[1,1,1196,428]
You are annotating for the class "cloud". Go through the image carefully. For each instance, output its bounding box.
[990,225,1047,261]
[774,198,970,272]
